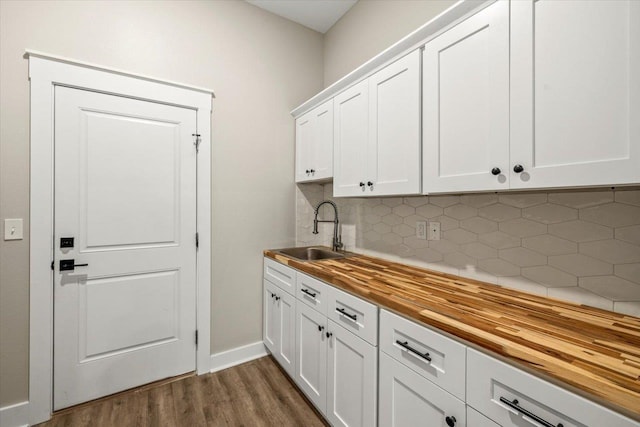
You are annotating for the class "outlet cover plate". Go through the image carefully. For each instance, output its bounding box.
[4,218,23,240]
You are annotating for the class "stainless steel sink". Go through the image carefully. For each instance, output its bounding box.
[275,246,347,261]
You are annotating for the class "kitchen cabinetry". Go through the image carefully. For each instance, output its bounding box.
[334,49,421,197]
[467,349,639,427]
[424,0,640,194]
[263,274,296,378]
[295,100,333,183]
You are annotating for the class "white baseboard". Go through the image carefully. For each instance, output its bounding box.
[210,341,268,373]
[0,400,29,427]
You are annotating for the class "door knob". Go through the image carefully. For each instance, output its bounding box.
[59,259,88,271]
[491,167,501,176]
[513,164,524,173]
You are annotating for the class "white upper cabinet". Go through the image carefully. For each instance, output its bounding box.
[295,99,334,183]
[423,0,509,193]
[334,50,421,197]
[510,0,640,189]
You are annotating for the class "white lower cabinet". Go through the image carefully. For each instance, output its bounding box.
[467,348,639,427]
[294,302,328,412]
[263,279,296,378]
[467,406,499,427]
[379,352,465,427]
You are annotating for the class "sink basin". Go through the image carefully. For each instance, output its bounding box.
[275,246,347,261]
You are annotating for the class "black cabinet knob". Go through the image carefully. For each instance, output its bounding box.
[513,164,524,173]
[367,181,373,187]
[305,169,310,174]
[445,415,456,427]
[326,331,333,338]
[491,167,501,176]
[359,182,365,187]
[275,296,280,301]
[318,325,324,332]
[310,169,315,173]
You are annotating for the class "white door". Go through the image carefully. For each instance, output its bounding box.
[311,100,334,181]
[422,0,509,193]
[264,280,280,356]
[368,50,421,196]
[326,321,377,427]
[295,111,313,182]
[295,302,327,413]
[379,352,466,427]
[54,86,197,409]
[276,288,296,378]
[334,80,369,197]
[510,0,640,189]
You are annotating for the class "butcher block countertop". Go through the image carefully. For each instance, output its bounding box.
[264,249,640,420]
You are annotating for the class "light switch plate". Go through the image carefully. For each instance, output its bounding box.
[4,218,23,240]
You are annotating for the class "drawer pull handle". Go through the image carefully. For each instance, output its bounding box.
[499,397,563,427]
[301,288,317,298]
[396,340,431,362]
[336,307,357,322]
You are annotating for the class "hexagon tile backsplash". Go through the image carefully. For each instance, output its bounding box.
[296,184,640,317]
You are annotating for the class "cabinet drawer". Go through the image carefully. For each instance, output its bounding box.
[264,257,295,295]
[467,349,640,427]
[296,272,330,316]
[328,287,378,346]
[379,352,466,427]
[380,309,466,400]
[467,406,499,427]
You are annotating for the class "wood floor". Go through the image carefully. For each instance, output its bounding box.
[37,356,327,427]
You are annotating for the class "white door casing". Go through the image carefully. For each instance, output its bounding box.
[29,52,212,425]
[53,86,198,409]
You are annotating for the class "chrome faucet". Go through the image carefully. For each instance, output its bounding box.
[312,200,343,252]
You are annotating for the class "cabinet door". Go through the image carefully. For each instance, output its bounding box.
[379,352,466,427]
[334,80,369,197]
[326,321,377,427]
[295,302,328,413]
[510,0,640,189]
[422,0,509,193]
[263,280,279,356]
[312,100,334,181]
[295,110,313,182]
[368,50,421,196]
[276,290,296,378]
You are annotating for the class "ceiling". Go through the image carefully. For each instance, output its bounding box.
[246,0,358,33]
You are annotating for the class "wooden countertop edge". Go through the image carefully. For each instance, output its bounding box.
[263,249,640,421]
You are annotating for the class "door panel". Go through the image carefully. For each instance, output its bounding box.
[423,0,509,193]
[510,0,640,188]
[312,100,334,181]
[369,50,421,196]
[264,280,279,355]
[54,86,197,410]
[295,302,327,413]
[277,289,296,378]
[295,113,312,182]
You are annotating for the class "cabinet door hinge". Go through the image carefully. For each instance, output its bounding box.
[192,133,201,153]
[195,232,199,249]
[195,330,198,346]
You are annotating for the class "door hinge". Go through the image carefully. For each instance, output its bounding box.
[192,133,201,153]
[195,330,198,346]
[195,232,199,249]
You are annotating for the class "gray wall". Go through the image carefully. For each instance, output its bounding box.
[0,0,323,406]
[323,0,455,86]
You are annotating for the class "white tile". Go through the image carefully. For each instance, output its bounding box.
[392,224,415,238]
[462,242,498,260]
[615,225,640,246]
[404,196,430,207]
[434,215,459,231]
[548,220,613,243]
[547,287,613,311]
[460,193,498,208]
[392,204,415,217]
[444,204,478,220]
[403,214,426,226]
[614,263,640,284]
[382,213,403,226]
[580,203,640,227]
[521,266,577,287]
[547,190,614,209]
[412,247,444,263]
[613,302,640,317]
[382,232,403,245]
[364,214,382,224]
[428,239,459,254]
[522,235,577,256]
[497,276,548,297]
[392,243,414,258]
[459,266,498,284]
[372,204,392,216]
[522,203,578,224]
[416,204,444,218]
[478,258,520,277]
[444,252,477,269]
[382,197,404,207]
[403,236,430,249]
[580,239,640,264]
[615,189,640,206]
[498,193,547,208]
[478,204,521,222]
[548,254,613,276]
[579,276,640,301]
[479,231,521,249]
[499,218,547,238]
[429,195,461,208]
[444,228,477,244]
[364,230,381,242]
[499,247,547,267]
[460,217,498,234]
[373,222,392,234]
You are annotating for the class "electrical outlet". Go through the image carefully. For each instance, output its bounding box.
[416,221,427,240]
[4,218,23,240]
[428,221,440,241]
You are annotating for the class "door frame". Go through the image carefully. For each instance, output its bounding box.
[27,51,214,425]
